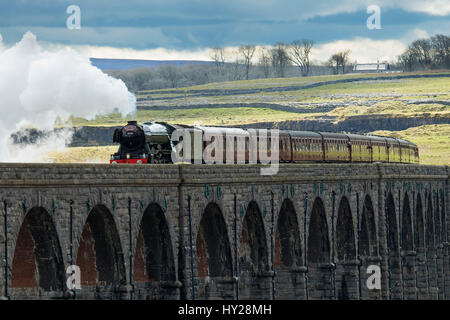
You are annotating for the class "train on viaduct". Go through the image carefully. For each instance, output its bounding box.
[0,162,448,300]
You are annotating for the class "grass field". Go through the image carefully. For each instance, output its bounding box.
[46,146,117,163]
[63,71,450,128]
[372,124,450,166]
[136,70,450,93]
[67,107,315,127]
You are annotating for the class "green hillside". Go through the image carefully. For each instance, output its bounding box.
[65,71,450,127]
[52,71,449,165]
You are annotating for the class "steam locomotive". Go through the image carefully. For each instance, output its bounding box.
[110,121,419,164]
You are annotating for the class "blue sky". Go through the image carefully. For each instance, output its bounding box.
[0,0,449,62]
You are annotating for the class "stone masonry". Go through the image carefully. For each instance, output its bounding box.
[0,162,448,300]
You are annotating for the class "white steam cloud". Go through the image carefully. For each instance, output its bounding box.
[0,32,136,162]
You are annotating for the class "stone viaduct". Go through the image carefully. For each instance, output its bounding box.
[0,163,448,300]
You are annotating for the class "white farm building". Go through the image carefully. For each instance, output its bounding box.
[353,62,390,73]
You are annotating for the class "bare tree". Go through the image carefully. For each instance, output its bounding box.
[288,39,314,76]
[258,47,271,78]
[210,47,226,75]
[229,57,244,81]
[397,34,450,71]
[238,45,256,80]
[328,54,340,74]
[328,50,351,74]
[271,43,290,77]
[398,49,417,71]
[158,64,179,88]
[184,63,210,85]
[410,39,432,69]
[339,50,351,74]
[430,34,450,68]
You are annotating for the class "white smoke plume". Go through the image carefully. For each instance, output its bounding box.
[0,32,136,162]
[6,129,74,163]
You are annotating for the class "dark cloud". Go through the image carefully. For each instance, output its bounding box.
[0,0,448,49]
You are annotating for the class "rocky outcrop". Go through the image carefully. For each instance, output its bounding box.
[241,114,450,133]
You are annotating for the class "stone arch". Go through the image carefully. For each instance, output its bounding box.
[274,198,303,299]
[336,196,356,261]
[401,193,416,299]
[239,201,270,299]
[275,199,302,268]
[335,196,357,300]
[434,190,444,300]
[196,202,233,299]
[386,192,402,299]
[439,191,447,300]
[426,193,435,249]
[439,192,446,244]
[401,193,413,251]
[425,192,438,299]
[414,193,428,299]
[133,203,176,299]
[359,195,380,299]
[307,197,331,299]
[10,207,65,298]
[414,194,425,250]
[386,193,399,252]
[360,195,377,257]
[75,205,126,299]
[307,198,330,264]
[434,192,441,244]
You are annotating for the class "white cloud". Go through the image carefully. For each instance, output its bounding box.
[387,0,450,16]
[72,45,213,61]
[51,37,407,65]
[308,0,450,18]
[311,37,407,63]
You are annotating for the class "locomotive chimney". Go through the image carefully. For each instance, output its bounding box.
[127,120,138,125]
